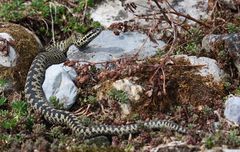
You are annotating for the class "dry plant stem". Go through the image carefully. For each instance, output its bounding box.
[149,66,161,84]
[73,55,140,68]
[161,67,166,95]
[100,104,108,115]
[41,18,49,35]
[134,13,162,57]
[172,64,206,68]
[164,0,209,27]
[82,0,88,22]
[134,37,149,58]
[168,11,210,28]
[152,0,172,26]
[74,104,91,116]
[166,23,177,56]
[164,0,178,14]
[49,2,56,44]
[64,0,78,7]
[208,0,219,17]
[138,0,209,28]
[163,10,178,57]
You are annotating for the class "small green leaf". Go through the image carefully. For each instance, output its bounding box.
[12,100,27,116]
[0,79,7,87]
[108,88,129,104]
[0,97,7,106]
[2,118,17,129]
[49,96,64,110]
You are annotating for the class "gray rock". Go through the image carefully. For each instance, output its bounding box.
[224,96,240,124]
[173,55,225,82]
[68,30,166,62]
[91,0,208,27]
[42,63,78,110]
[202,33,240,74]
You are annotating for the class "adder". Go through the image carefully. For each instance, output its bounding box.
[24,27,186,139]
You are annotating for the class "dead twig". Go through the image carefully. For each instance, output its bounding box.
[152,0,172,26]
[161,67,166,95]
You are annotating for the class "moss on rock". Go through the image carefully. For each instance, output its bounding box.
[0,22,41,90]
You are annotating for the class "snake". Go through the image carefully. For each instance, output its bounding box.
[24,27,187,139]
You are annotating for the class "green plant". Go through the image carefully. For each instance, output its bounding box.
[185,42,199,54]
[188,27,203,42]
[0,0,101,38]
[0,99,32,130]
[156,49,165,57]
[202,106,212,116]
[86,95,97,104]
[12,100,27,117]
[234,86,240,95]
[49,96,64,110]
[2,118,18,129]
[0,134,23,145]
[204,136,215,149]
[0,0,25,21]
[130,113,140,121]
[0,79,7,87]
[187,123,195,129]
[108,88,129,104]
[226,23,240,33]
[50,126,64,138]
[203,130,240,149]
[124,144,134,152]
[227,130,240,147]
[0,109,8,116]
[0,97,7,106]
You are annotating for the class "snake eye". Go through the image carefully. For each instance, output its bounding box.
[93,27,104,33]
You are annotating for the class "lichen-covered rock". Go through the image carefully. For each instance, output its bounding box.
[112,78,143,116]
[0,22,42,90]
[112,78,143,101]
[94,78,143,117]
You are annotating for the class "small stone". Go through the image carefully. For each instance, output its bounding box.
[42,63,78,110]
[112,78,143,116]
[224,96,240,124]
[112,78,143,102]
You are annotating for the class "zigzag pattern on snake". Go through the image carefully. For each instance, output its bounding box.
[24,27,187,139]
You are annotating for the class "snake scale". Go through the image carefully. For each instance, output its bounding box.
[24,27,186,139]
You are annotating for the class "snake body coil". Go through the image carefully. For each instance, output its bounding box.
[24,28,186,139]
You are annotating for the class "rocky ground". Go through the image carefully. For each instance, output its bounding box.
[0,0,240,151]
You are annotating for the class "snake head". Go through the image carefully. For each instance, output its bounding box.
[73,27,103,48]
